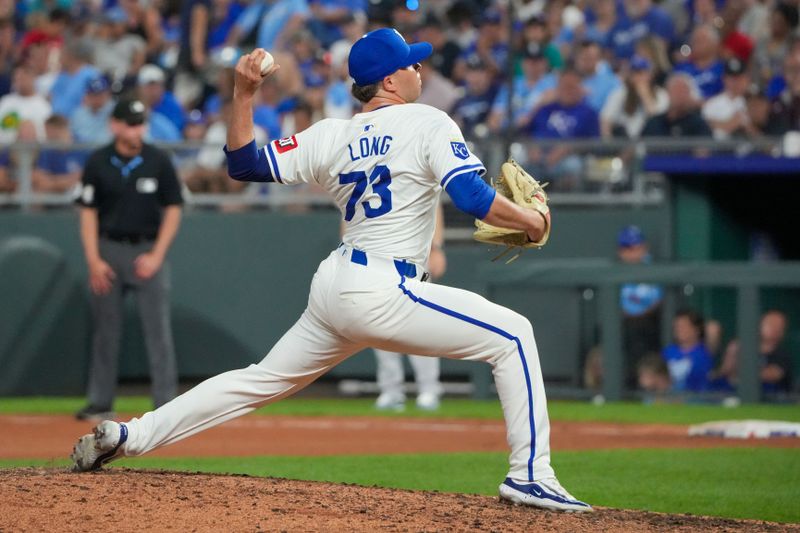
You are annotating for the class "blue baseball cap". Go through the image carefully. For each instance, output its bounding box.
[348,28,432,86]
[86,76,110,93]
[618,225,646,247]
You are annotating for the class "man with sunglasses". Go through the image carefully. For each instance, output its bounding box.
[71,29,591,513]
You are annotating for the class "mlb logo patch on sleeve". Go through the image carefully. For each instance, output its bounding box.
[450,141,469,160]
[274,136,299,154]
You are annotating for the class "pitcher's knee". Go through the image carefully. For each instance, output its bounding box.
[488,312,535,360]
[507,311,534,340]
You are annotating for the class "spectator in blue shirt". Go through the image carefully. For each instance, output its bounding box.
[606,0,675,61]
[575,39,622,112]
[618,225,664,385]
[527,68,599,188]
[662,310,713,393]
[253,102,283,140]
[227,0,311,52]
[307,0,366,48]
[207,0,245,49]
[70,76,114,144]
[583,0,619,46]
[450,56,498,139]
[674,24,725,99]
[32,114,86,194]
[175,109,208,177]
[145,111,182,142]
[49,40,101,119]
[487,43,557,134]
[286,30,323,90]
[137,64,186,133]
[454,9,508,84]
[529,71,601,139]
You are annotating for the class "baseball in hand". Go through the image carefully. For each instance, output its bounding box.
[260,52,275,75]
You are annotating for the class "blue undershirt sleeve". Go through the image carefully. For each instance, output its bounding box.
[223,139,274,182]
[444,170,496,220]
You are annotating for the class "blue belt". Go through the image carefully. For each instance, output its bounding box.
[339,244,429,281]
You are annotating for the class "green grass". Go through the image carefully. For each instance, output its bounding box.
[2,396,800,425]
[3,448,798,523]
[2,397,799,523]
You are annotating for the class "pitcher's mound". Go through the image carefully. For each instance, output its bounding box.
[0,468,794,532]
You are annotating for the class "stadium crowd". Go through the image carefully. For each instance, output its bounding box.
[632,308,794,399]
[580,225,796,401]
[0,0,799,195]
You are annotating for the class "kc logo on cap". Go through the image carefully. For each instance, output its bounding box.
[348,28,433,86]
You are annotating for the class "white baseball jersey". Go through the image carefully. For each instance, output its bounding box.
[116,102,570,496]
[261,103,485,265]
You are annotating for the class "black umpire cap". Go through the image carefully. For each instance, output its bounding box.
[112,99,146,126]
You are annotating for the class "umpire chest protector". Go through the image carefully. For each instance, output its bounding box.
[78,143,183,239]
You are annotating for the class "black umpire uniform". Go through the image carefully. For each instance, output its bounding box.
[75,99,184,420]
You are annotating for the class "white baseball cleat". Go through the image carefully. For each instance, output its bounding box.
[374,392,406,411]
[415,392,441,411]
[499,477,593,512]
[70,420,128,472]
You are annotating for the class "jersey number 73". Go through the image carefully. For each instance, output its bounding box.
[339,165,392,221]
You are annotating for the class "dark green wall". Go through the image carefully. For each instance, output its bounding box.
[673,178,800,370]
[0,206,668,395]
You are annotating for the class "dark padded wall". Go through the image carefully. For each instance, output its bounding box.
[0,206,668,394]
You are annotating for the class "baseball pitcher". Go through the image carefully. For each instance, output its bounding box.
[71,28,590,512]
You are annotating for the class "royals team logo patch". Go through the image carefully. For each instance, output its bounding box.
[274,135,298,154]
[450,141,469,160]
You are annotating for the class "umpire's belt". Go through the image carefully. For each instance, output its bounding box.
[338,244,429,282]
[100,231,156,245]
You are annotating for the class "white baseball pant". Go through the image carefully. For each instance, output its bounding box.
[121,246,555,482]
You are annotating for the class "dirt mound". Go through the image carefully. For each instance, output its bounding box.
[1,468,795,532]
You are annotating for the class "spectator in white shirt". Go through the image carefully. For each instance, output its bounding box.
[601,55,668,138]
[0,64,52,143]
[702,57,756,139]
[91,7,147,88]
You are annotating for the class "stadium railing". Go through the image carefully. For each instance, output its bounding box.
[2,136,797,218]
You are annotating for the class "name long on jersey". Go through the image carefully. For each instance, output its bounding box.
[261,103,485,265]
